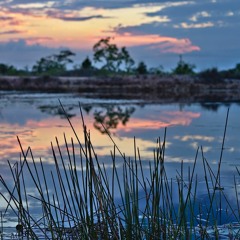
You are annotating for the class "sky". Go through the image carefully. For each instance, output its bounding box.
[0,0,239,71]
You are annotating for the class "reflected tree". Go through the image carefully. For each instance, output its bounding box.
[82,105,92,114]
[38,105,76,118]
[200,103,220,112]
[93,105,135,133]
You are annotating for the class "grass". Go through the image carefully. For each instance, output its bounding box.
[0,104,240,239]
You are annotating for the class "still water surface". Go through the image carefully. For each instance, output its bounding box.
[1,91,240,237]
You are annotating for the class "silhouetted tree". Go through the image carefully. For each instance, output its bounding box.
[81,57,92,70]
[93,37,134,73]
[149,65,164,75]
[120,47,135,73]
[173,55,195,75]
[199,67,223,83]
[0,63,17,75]
[136,61,148,75]
[32,49,75,75]
[93,105,135,134]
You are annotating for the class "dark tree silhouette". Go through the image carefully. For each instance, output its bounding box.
[93,105,135,134]
[136,61,148,75]
[173,55,195,75]
[32,50,75,75]
[93,37,134,73]
[81,57,92,70]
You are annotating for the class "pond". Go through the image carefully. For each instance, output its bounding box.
[0,91,240,238]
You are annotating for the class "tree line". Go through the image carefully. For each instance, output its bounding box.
[1,37,240,81]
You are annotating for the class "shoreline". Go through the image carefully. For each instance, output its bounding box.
[1,75,240,103]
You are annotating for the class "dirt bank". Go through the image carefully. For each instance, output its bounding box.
[1,75,240,103]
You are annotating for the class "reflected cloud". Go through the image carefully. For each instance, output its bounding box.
[116,110,201,133]
[175,135,215,142]
[190,142,212,152]
[161,111,201,125]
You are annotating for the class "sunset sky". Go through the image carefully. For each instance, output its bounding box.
[0,0,239,71]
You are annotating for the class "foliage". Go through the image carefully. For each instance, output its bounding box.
[136,61,148,75]
[0,63,18,75]
[149,65,164,75]
[93,105,135,133]
[199,67,223,83]
[120,47,135,73]
[221,63,240,80]
[32,49,75,75]
[172,55,195,75]
[81,56,92,70]
[93,37,135,73]
[2,37,240,79]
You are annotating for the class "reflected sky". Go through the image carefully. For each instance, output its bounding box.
[1,92,240,228]
[1,92,240,169]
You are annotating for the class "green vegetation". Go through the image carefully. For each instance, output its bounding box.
[136,61,148,75]
[93,37,135,74]
[0,105,240,239]
[32,50,76,76]
[0,37,240,82]
[172,55,195,75]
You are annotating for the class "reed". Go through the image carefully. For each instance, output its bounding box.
[0,105,239,239]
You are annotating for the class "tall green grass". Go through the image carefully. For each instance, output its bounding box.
[0,105,240,239]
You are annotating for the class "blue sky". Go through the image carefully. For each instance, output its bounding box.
[0,0,239,71]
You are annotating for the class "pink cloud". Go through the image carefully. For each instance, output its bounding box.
[116,111,201,133]
[25,37,53,45]
[109,33,200,54]
[155,38,201,54]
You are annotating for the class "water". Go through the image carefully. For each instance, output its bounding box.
[1,91,240,238]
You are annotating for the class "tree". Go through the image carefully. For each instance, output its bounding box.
[81,57,92,70]
[93,37,134,73]
[32,49,75,75]
[120,47,135,73]
[0,63,9,75]
[0,63,17,75]
[54,49,75,66]
[136,61,148,75]
[149,65,164,75]
[173,55,195,75]
[199,67,222,83]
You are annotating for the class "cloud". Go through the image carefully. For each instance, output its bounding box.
[226,11,234,17]
[100,33,200,54]
[189,11,211,22]
[0,39,90,68]
[174,22,214,29]
[59,15,107,21]
[0,30,26,35]
[151,39,200,54]
[0,0,239,71]
[44,9,109,22]
[0,16,14,21]
[24,37,53,45]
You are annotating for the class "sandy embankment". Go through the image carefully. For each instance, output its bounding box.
[1,75,240,102]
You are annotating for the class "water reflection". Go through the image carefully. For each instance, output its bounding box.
[39,105,76,118]
[93,105,135,133]
[1,91,240,234]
